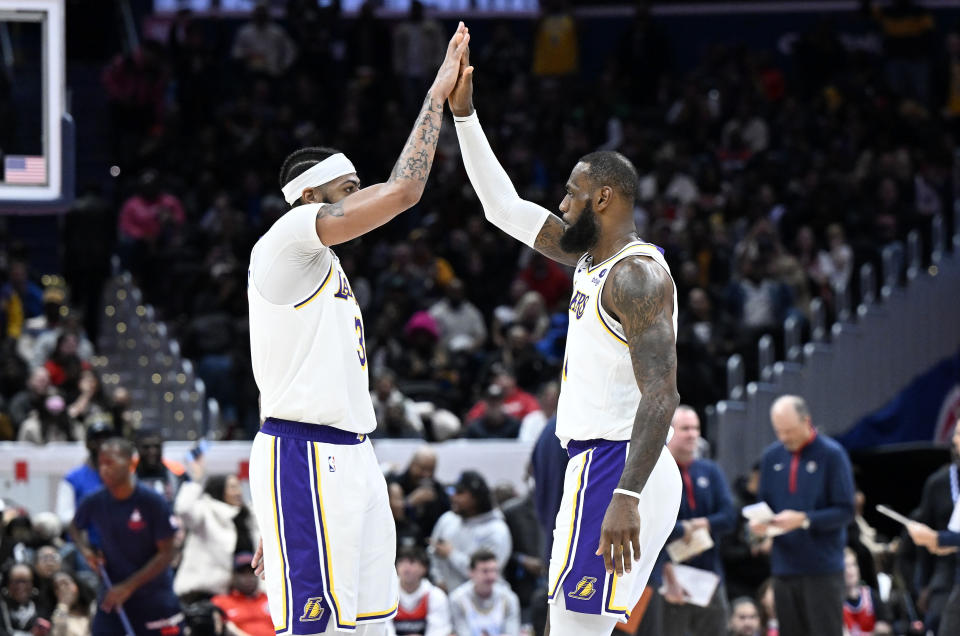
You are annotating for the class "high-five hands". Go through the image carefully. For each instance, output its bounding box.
[431,22,471,101]
[448,35,474,117]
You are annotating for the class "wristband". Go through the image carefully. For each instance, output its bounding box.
[613,488,642,501]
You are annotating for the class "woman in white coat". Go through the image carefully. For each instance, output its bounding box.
[174,461,260,600]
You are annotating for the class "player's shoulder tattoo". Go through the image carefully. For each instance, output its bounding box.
[607,255,673,336]
[317,201,344,221]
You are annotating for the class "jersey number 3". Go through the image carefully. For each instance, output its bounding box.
[355,317,367,368]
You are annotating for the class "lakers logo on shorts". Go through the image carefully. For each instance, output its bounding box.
[568,576,597,600]
[300,597,326,621]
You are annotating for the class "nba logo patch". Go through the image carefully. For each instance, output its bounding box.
[328,456,336,472]
[300,597,325,622]
[568,576,597,600]
[806,461,817,473]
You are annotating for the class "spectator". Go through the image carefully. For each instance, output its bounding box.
[0,516,37,571]
[757,578,778,636]
[842,546,893,635]
[907,417,959,632]
[391,546,452,636]
[17,394,81,445]
[660,406,737,635]
[49,571,94,636]
[210,553,272,636]
[174,464,259,600]
[466,370,540,425]
[0,260,44,339]
[430,471,512,592]
[392,0,446,113]
[388,446,450,547]
[865,0,936,104]
[54,417,112,529]
[231,3,296,77]
[515,254,571,310]
[101,40,168,144]
[0,563,51,635]
[749,395,856,636]
[449,549,521,636]
[500,473,544,620]
[728,597,762,636]
[722,463,772,601]
[69,438,184,635]
[370,370,424,439]
[134,429,186,505]
[65,369,109,427]
[7,367,53,433]
[530,417,568,560]
[42,333,88,399]
[531,0,579,77]
[519,381,558,442]
[390,483,423,551]
[118,170,186,255]
[464,385,522,440]
[429,279,487,354]
[32,545,61,616]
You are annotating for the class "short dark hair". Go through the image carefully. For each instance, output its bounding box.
[396,546,430,568]
[278,146,342,208]
[100,437,136,460]
[469,549,498,569]
[731,596,758,612]
[577,151,639,202]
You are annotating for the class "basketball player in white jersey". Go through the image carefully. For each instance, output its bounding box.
[448,51,682,636]
[246,24,470,636]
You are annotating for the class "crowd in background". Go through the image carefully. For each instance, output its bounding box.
[0,0,959,634]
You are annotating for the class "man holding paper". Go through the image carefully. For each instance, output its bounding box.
[749,395,855,636]
[660,406,737,635]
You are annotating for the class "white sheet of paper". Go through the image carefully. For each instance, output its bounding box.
[741,501,785,536]
[659,564,720,608]
[949,500,960,533]
[666,527,714,563]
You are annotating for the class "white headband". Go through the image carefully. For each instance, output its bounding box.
[281,153,356,204]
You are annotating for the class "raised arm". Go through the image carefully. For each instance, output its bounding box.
[595,255,679,576]
[449,46,581,266]
[306,24,470,246]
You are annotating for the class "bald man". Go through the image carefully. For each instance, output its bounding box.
[748,395,855,636]
[388,446,451,546]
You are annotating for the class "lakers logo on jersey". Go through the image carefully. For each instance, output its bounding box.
[333,270,355,302]
[569,291,589,320]
[568,576,598,600]
[300,597,326,621]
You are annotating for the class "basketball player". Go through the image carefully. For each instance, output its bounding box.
[245,24,470,636]
[448,51,682,636]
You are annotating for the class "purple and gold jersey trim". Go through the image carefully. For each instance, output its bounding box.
[310,442,353,629]
[356,601,400,622]
[293,263,334,309]
[549,439,635,619]
[548,448,594,599]
[585,241,663,273]
[270,437,291,632]
[595,291,628,345]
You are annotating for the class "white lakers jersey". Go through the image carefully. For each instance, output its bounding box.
[247,204,377,434]
[555,241,678,447]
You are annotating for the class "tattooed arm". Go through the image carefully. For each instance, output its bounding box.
[311,24,469,246]
[594,255,679,576]
[449,44,582,266]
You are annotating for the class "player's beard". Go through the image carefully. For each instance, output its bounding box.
[559,200,600,254]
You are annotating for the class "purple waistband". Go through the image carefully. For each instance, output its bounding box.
[261,417,367,445]
[566,438,628,458]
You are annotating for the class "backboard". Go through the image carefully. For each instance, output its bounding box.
[0,0,73,213]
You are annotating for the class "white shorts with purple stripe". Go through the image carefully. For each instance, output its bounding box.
[547,439,681,622]
[249,418,399,634]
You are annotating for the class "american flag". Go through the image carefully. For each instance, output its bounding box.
[4,155,47,184]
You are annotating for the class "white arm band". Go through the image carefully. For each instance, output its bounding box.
[454,112,551,248]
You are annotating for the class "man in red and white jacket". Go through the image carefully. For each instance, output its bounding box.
[390,546,451,636]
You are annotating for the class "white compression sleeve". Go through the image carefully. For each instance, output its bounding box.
[454,112,551,248]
